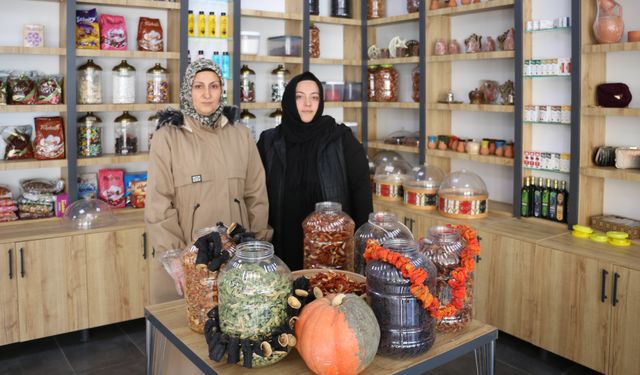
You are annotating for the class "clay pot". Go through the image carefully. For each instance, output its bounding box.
[504,142,514,158]
[448,39,461,54]
[488,140,496,155]
[457,139,466,153]
[628,31,640,42]
[466,141,480,155]
[593,0,624,44]
[473,0,480,3]
[437,135,448,150]
[495,140,505,157]
[434,39,448,56]
[469,89,484,104]
[480,140,490,155]
[449,0,457,8]
[483,37,497,52]
[430,0,440,10]
[428,135,437,149]
[450,136,459,151]
[461,0,471,4]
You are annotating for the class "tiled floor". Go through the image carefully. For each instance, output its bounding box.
[0,320,602,375]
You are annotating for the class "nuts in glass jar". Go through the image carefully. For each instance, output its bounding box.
[375,64,398,102]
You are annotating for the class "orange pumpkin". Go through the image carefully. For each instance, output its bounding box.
[295,293,380,375]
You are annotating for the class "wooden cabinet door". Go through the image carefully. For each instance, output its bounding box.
[16,236,88,341]
[608,266,640,375]
[473,232,536,341]
[86,228,149,327]
[530,246,610,373]
[0,242,19,345]
[148,243,181,305]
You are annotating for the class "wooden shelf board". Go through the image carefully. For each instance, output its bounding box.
[0,159,67,171]
[325,102,362,108]
[77,153,149,167]
[76,103,178,112]
[310,58,362,66]
[368,141,419,154]
[519,216,568,230]
[0,46,65,56]
[523,121,571,126]
[524,75,571,79]
[581,166,640,183]
[239,102,280,110]
[525,27,571,34]
[241,55,302,64]
[427,0,514,17]
[367,13,419,26]
[76,50,180,59]
[368,102,420,109]
[426,149,514,166]
[368,56,420,65]
[310,15,361,26]
[583,41,640,54]
[240,9,303,21]
[427,50,514,62]
[583,106,640,117]
[0,105,67,113]
[428,103,515,113]
[77,0,180,10]
[524,167,570,174]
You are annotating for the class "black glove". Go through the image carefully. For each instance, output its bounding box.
[242,340,253,368]
[227,336,241,364]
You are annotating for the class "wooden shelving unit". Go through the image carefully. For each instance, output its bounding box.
[310,15,361,26]
[325,102,362,108]
[367,140,419,154]
[0,105,67,113]
[427,0,514,17]
[77,153,150,167]
[76,103,179,112]
[240,9,303,21]
[240,55,302,64]
[76,50,180,59]
[240,102,280,110]
[426,149,515,167]
[366,12,419,26]
[427,50,514,62]
[428,103,515,113]
[582,106,640,117]
[582,41,640,54]
[77,0,180,10]
[310,58,362,66]
[368,102,420,109]
[368,56,420,65]
[581,166,640,183]
[0,46,66,55]
[0,159,67,171]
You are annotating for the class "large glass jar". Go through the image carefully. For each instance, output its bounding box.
[270,65,289,102]
[77,59,102,104]
[374,159,411,201]
[366,239,437,357]
[303,202,356,271]
[269,108,283,128]
[419,226,474,333]
[145,114,158,152]
[240,109,257,141]
[368,0,385,19]
[218,241,292,367]
[407,0,421,13]
[354,212,414,275]
[240,65,256,103]
[309,0,319,15]
[112,60,136,104]
[77,112,103,158]
[438,169,489,219]
[146,63,169,104]
[375,64,398,102]
[331,0,352,18]
[411,65,420,103]
[114,111,138,155]
[403,164,444,211]
[367,65,378,101]
[309,23,320,58]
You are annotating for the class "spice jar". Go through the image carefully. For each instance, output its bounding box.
[77,112,103,158]
[146,114,159,151]
[240,65,256,103]
[367,65,379,102]
[113,111,138,155]
[146,63,169,104]
[411,65,420,103]
[309,23,320,58]
[77,59,103,104]
[303,202,356,271]
[218,241,292,367]
[407,0,420,13]
[375,64,398,102]
[112,60,136,104]
[419,226,474,333]
[270,65,289,102]
[331,0,352,18]
[240,109,257,141]
[368,0,385,19]
[366,239,437,357]
[354,212,414,275]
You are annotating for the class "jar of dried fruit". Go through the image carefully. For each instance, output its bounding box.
[367,65,379,101]
[368,0,385,19]
[309,23,320,58]
[375,64,398,102]
[303,202,356,271]
[240,64,256,103]
[411,65,420,103]
[146,63,169,103]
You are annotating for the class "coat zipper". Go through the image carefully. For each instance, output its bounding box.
[233,198,246,227]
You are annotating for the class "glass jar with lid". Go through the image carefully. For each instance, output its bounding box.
[77,112,103,158]
[438,169,489,219]
[403,164,444,211]
[112,60,136,104]
[309,23,320,58]
[366,239,437,357]
[331,0,352,18]
[368,0,385,19]
[270,65,289,102]
[407,0,420,13]
[374,159,411,201]
[303,202,356,271]
[354,212,413,275]
[146,63,169,104]
[77,59,103,104]
[240,109,257,141]
[367,65,379,101]
[375,64,398,102]
[268,108,283,128]
[411,65,420,103]
[309,0,319,15]
[240,65,256,103]
[114,111,139,155]
[218,241,292,367]
[145,114,159,152]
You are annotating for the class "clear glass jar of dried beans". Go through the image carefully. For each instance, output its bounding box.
[303,202,355,271]
[375,64,398,102]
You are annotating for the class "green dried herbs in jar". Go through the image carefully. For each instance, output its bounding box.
[218,241,292,367]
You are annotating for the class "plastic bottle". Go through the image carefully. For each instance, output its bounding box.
[207,12,216,38]
[221,52,230,79]
[197,50,204,60]
[220,12,228,38]
[212,51,221,68]
[187,10,194,37]
[197,11,206,37]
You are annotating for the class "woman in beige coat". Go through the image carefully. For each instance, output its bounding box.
[145,59,270,294]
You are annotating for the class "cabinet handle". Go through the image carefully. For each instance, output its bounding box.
[142,233,148,260]
[19,248,25,278]
[475,255,482,264]
[152,247,156,258]
[477,235,483,242]
[612,272,620,307]
[601,269,608,303]
[408,218,414,232]
[8,249,13,280]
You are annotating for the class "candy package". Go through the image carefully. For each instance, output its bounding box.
[137,17,163,52]
[34,117,65,160]
[8,72,37,105]
[0,71,9,105]
[2,125,34,160]
[124,172,147,208]
[78,173,98,200]
[76,8,100,49]
[20,178,65,195]
[0,185,12,199]
[0,211,18,222]
[23,24,45,48]
[56,193,69,217]
[36,75,63,105]
[100,14,128,50]
[98,169,125,208]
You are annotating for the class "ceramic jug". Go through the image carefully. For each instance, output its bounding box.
[593,0,624,44]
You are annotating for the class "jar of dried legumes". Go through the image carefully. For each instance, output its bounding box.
[367,65,379,101]
[77,59,103,104]
[303,202,355,271]
[375,64,398,102]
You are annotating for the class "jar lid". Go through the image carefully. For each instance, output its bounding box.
[240,109,256,119]
[271,65,290,75]
[113,60,136,72]
[268,109,283,118]
[438,169,488,196]
[78,112,102,124]
[380,64,394,68]
[78,59,102,71]
[608,238,631,247]
[115,111,138,123]
[572,230,590,239]
[572,225,593,234]
[240,65,255,75]
[367,65,379,69]
[146,63,168,74]
[241,31,260,37]
[590,233,608,243]
[606,231,629,240]
[148,113,159,122]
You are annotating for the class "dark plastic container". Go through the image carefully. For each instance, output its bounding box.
[309,0,319,15]
[331,0,352,18]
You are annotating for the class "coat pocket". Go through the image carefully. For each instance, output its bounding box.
[227,168,248,227]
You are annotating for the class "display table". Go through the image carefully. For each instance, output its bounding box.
[145,300,498,375]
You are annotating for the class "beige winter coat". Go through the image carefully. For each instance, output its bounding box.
[145,114,271,255]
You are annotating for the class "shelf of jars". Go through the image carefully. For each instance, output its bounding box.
[368,102,420,109]
[0,158,67,171]
[310,15,361,26]
[240,102,280,110]
[76,49,181,59]
[428,103,514,113]
[324,102,362,108]
[582,106,640,117]
[372,195,515,220]
[0,46,66,56]
[368,56,419,65]
[427,0,514,17]
[76,103,179,112]
[240,55,302,64]
[366,13,419,26]
[426,149,515,167]
[525,27,571,34]
[77,0,181,10]
[367,140,419,154]
[310,58,362,66]
[0,105,67,113]
[581,166,640,183]
[240,9,303,21]
[523,121,570,126]
[77,153,150,167]
[427,50,514,62]
[583,41,640,54]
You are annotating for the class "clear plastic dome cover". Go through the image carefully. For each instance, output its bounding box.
[374,159,412,183]
[439,169,488,196]
[373,150,403,167]
[62,199,116,230]
[404,164,444,189]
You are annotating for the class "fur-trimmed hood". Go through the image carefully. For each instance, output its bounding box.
[156,105,241,130]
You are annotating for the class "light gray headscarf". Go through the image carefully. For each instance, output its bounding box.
[180,59,225,127]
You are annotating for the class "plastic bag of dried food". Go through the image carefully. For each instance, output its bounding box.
[8,72,37,105]
[36,74,63,105]
[137,17,163,52]
[0,212,18,222]
[0,71,9,105]
[20,178,65,195]
[2,125,34,160]
[0,185,12,199]
[76,8,100,49]
[34,117,65,160]
[100,14,128,50]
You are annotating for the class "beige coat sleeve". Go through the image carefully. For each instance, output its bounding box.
[243,132,273,241]
[145,129,187,255]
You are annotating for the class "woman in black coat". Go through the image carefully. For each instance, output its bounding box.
[257,72,372,271]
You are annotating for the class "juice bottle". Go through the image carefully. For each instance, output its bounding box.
[207,12,216,38]
[187,10,194,37]
[220,12,228,38]
[197,11,206,37]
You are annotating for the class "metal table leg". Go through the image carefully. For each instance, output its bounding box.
[474,339,495,375]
